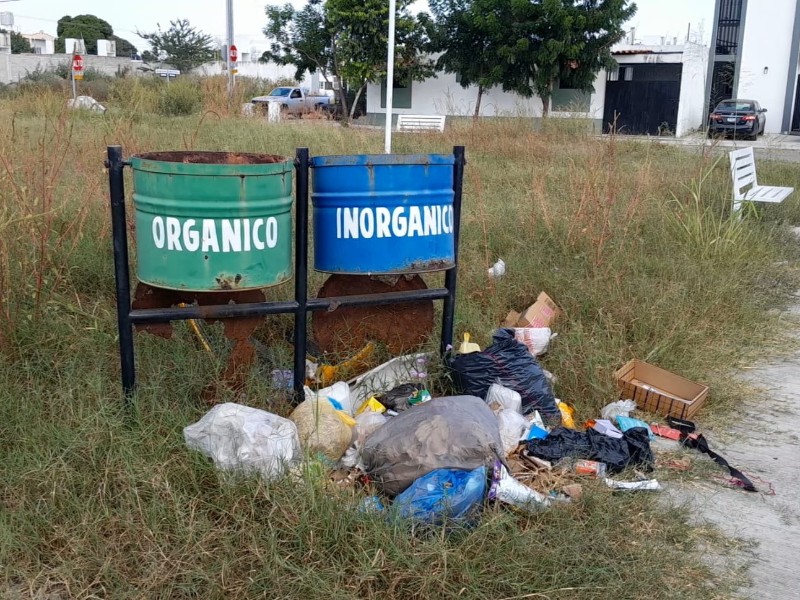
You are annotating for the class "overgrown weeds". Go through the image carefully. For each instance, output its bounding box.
[0,102,798,598]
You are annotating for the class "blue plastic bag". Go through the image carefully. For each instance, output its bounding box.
[393,466,487,524]
[616,416,655,440]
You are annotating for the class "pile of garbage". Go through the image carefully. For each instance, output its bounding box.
[184,293,758,525]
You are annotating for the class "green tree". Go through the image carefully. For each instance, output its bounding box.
[263,1,333,82]
[327,0,434,119]
[513,0,636,116]
[262,0,433,121]
[0,29,33,54]
[110,35,138,57]
[138,19,216,74]
[426,0,507,118]
[55,14,113,54]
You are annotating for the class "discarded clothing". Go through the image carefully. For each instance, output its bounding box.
[682,433,757,492]
[449,328,559,423]
[525,426,654,474]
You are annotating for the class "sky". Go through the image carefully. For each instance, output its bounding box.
[4,0,715,55]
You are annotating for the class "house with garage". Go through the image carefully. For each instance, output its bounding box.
[365,42,709,137]
[707,0,800,134]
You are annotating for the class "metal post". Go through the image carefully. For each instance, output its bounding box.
[226,0,235,97]
[106,146,136,399]
[293,148,310,402]
[384,0,397,153]
[441,145,465,355]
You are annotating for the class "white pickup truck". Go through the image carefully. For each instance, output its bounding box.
[251,87,334,115]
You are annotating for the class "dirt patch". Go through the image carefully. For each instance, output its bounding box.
[135,151,288,165]
[312,274,434,357]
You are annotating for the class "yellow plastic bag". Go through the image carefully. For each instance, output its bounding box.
[459,333,481,354]
[356,397,387,415]
[558,401,576,429]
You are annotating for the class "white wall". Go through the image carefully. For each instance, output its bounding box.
[737,0,797,132]
[194,61,308,85]
[0,53,140,84]
[366,69,607,121]
[676,43,709,136]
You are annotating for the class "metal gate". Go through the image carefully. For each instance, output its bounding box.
[603,63,682,136]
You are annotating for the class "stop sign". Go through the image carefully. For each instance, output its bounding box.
[72,54,83,72]
[229,45,238,63]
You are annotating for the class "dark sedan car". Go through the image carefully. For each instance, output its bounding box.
[708,99,766,140]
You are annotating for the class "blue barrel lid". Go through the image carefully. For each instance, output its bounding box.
[310,153,455,168]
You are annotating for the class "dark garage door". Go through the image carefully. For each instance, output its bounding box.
[603,63,682,135]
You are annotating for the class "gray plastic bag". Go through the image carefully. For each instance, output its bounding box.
[362,395,505,496]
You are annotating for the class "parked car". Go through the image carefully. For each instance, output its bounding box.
[251,87,333,116]
[708,99,767,140]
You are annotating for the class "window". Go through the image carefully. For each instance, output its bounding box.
[380,76,412,109]
[290,89,302,99]
[715,0,744,56]
[551,79,590,112]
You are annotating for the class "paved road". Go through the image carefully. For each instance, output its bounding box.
[669,290,800,598]
[617,133,800,163]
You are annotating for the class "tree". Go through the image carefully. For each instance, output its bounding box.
[138,19,216,74]
[263,1,333,82]
[110,35,138,57]
[0,29,33,54]
[327,0,434,119]
[55,14,113,54]
[427,0,508,118]
[512,0,636,116]
[262,0,433,121]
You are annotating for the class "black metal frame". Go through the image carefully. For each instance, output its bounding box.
[106,145,465,403]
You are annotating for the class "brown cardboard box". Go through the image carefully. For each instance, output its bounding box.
[503,311,521,328]
[613,359,708,419]
[516,292,562,328]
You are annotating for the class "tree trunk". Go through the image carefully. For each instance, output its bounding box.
[331,37,349,124]
[540,80,553,118]
[473,84,484,120]
[349,82,366,120]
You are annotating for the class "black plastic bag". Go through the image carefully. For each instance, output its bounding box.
[449,329,559,422]
[376,383,425,412]
[525,426,654,474]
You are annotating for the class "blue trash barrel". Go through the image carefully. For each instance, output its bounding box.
[310,154,456,274]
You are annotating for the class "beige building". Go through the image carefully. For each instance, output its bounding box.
[21,31,55,55]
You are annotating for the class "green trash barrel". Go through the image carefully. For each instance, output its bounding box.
[130,151,293,291]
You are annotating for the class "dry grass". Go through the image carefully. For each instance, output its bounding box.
[1,80,799,598]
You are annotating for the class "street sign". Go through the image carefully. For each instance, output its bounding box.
[229,44,238,75]
[72,54,84,81]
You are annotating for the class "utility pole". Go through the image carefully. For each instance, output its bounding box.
[384,0,396,154]
[226,0,234,97]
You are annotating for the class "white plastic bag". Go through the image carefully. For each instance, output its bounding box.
[489,463,551,511]
[486,383,522,414]
[497,409,528,455]
[600,399,637,421]
[513,327,554,356]
[355,411,388,445]
[183,403,301,481]
[306,381,354,415]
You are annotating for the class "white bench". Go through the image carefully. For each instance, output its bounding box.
[397,114,446,133]
[729,147,793,214]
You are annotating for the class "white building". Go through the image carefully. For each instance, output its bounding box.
[707,0,800,133]
[20,31,55,55]
[365,42,709,137]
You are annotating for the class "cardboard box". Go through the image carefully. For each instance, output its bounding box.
[516,292,562,328]
[613,359,708,420]
[503,311,521,328]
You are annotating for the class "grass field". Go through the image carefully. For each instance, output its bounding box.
[1,81,799,599]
